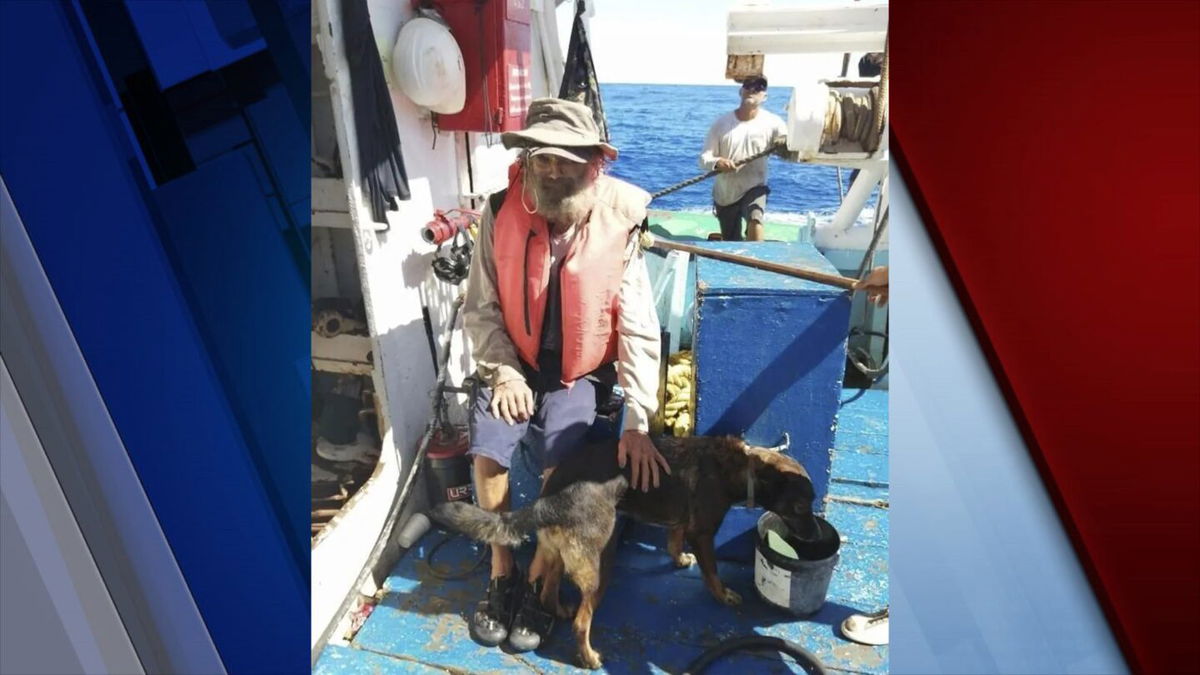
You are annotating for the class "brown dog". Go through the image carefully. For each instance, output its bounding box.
[431,435,820,669]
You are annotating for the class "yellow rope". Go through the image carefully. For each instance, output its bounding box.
[658,351,695,437]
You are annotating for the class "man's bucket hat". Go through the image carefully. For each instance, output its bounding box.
[501,98,617,162]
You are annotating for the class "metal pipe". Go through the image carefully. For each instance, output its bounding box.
[830,163,883,233]
[647,237,857,290]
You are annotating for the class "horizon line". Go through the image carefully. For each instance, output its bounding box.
[600,81,735,86]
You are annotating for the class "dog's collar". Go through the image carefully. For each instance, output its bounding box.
[742,435,788,509]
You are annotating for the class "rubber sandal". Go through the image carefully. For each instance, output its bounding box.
[840,606,889,646]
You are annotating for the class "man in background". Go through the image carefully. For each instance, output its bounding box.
[698,76,788,241]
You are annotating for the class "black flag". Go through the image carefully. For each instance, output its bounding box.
[341,0,410,223]
[558,0,609,142]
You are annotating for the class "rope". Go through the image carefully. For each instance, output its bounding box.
[650,143,781,200]
[824,34,888,153]
[874,34,889,150]
[855,206,889,280]
[824,88,880,150]
[847,204,889,381]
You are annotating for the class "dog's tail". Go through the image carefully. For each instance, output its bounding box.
[428,501,540,547]
[429,480,622,547]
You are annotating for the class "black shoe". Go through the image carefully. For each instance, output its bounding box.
[507,577,555,652]
[469,573,521,647]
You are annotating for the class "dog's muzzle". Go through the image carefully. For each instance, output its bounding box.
[784,513,822,542]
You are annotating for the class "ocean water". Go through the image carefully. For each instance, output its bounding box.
[601,82,845,220]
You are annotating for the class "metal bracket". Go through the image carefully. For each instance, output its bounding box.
[765,432,791,454]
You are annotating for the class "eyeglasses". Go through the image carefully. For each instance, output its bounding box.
[528,153,586,174]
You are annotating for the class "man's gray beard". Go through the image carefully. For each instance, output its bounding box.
[531,176,596,226]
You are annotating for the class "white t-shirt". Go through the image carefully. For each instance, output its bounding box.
[699,109,788,206]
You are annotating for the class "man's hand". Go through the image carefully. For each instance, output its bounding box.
[714,158,737,173]
[617,431,671,492]
[489,379,534,425]
[853,266,889,307]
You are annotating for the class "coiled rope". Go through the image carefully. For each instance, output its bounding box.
[824,88,879,151]
[823,35,889,153]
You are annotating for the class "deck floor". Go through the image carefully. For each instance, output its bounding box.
[315,389,888,674]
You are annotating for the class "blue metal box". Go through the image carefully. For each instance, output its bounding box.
[692,242,851,559]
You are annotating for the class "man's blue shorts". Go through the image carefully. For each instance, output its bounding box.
[468,353,599,470]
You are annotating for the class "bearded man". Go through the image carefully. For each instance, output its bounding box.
[460,98,666,652]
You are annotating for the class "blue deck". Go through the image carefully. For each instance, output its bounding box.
[315,389,888,674]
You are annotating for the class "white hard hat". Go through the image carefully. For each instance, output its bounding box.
[391,17,465,115]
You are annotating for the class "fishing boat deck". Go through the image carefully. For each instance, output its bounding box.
[314,388,888,674]
[646,210,812,244]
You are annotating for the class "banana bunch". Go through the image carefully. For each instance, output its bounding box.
[661,351,694,437]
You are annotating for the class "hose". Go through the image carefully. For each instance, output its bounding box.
[425,533,489,581]
[681,635,829,675]
[431,229,473,285]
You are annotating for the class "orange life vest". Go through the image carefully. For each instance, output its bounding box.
[493,164,649,384]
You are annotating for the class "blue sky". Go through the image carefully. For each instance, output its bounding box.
[554,0,857,86]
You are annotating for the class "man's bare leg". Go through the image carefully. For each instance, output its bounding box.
[747,217,764,241]
[474,455,513,579]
